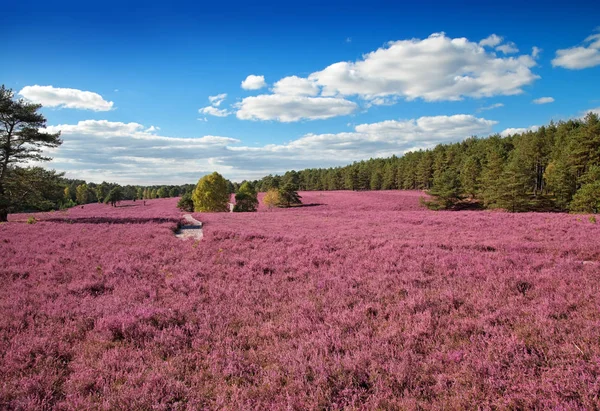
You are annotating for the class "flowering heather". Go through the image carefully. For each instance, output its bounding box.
[1,192,600,409]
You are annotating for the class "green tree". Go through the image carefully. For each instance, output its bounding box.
[192,172,230,212]
[104,186,123,207]
[423,169,463,210]
[544,158,576,210]
[157,187,168,198]
[177,192,194,212]
[0,86,62,221]
[75,183,89,205]
[495,152,531,212]
[0,167,65,214]
[233,182,259,212]
[278,183,302,207]
[460,155,481,198]
[95,182,110,203]
[570,166,600,213]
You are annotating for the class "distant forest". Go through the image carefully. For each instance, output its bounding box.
[252,113,600,213]
[5,108,600,215]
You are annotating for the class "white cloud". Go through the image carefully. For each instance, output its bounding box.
[235,94,357,122]
[308,32,538,102]
[208,93,227,106]
[552,33,600,69]
[476,102,504,112]
[229,114,497,168]
[500,125,540,137]
[272,76,319,96]
[199,106,232,117]
[241,75,267,90]
[39,114,497,183]
[19,85,114,111]
[199,93,232,117]
[479,34,503,47]
[580,107,600,118]
[532,47,542,58]
[533,96,554,104]
[496,42,519,54]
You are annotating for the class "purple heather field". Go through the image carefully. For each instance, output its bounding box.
[1,191,600,409]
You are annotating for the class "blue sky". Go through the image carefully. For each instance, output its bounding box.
[3,0,600,183]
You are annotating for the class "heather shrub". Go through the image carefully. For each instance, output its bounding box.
[2,194,600,409]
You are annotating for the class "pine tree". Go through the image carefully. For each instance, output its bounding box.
[460,155,481,198]
[423,169,463,210]
[495,151,532,212]
[0,86,62,221]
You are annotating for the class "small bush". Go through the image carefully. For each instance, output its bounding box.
[177,192,194,212]
[27,216,37,224]
[263,189,281,209]
[590,215,597,224]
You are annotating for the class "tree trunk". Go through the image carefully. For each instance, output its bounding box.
[0,207,7,222]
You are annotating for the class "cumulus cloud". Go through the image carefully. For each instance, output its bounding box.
[496,42,519,54]
[235,94,357,122]
[552,32,600,69]
[241,75,267,90]
[272,76,319,96]
[479,34,503,47]
[19,85,114,111]
[500,125,540,137]
[533,97,554,104]
[39,114,497,183]
[308,32,538,102]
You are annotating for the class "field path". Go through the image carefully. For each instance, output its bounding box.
[175,214,203,240]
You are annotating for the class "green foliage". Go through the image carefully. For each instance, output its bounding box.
[177,192,194,212]
[157,187,168,198]
[494,151,532,212]
[104,187,123,207]
[26,216,37,224]
[570,180,600,213]
[423,169,463,210]
[0,166,66,215]
[233,182,259,212]
[192,172,230,212]
[278,183,302,207]
[460,155,481,198]
[75,183,89,205]
[233,192,259,212]
[590,215,597,224]
[0,85,62,221]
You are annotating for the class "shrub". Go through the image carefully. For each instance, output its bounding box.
[263,189,281,209]
[233,183,258,212]
[26,216,37,224]
[177,192,194,212]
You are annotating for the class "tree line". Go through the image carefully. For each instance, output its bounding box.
[2,82,598,220]
[250,113,600,213]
